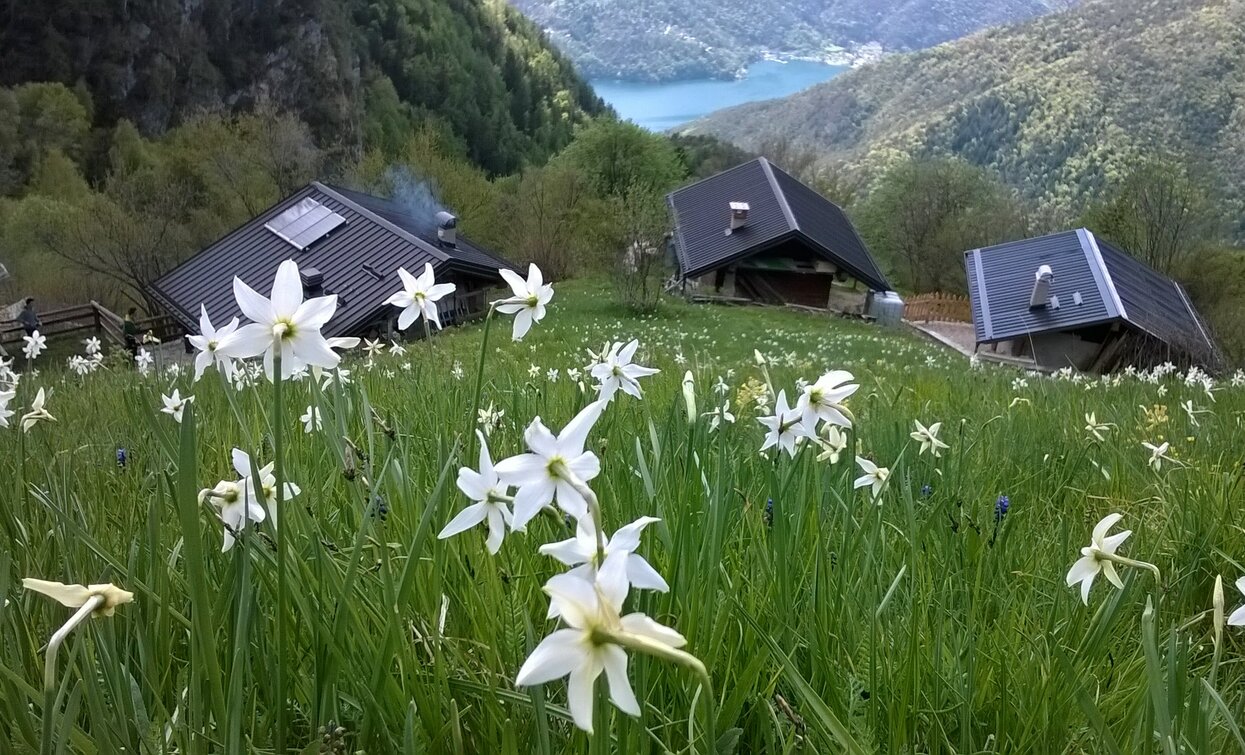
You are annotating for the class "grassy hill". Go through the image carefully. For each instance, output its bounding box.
[4,276,1245,750]
[684,0,1245,236]
[511,0,1077,81]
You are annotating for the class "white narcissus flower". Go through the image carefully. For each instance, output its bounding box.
[495,401,605,530]
[1084,412,1110,442]
[83,336,102,356]
[22,578,134,617]
[21,387,55,432]
[1065,513,1132,604]
[199,476,264,553]
[22,330,46,361]
[910,420,949,457]
[703,401,735,432]
[186,305,239,382]
[364,338,384,357]
[438,431,514,554]
[540,515,669,598]
[1142,441,1170,472]
[1229,576,1245,626]
[495,263,553,341]
[387,262,456,331]
[299,405,321,434]
[0,388,15,429]
[589,340,660,402]
[797,370,858,430]
[160,389,194,423]
[758,389,806,458]
[816,424,847,464]
[135,348,154,375]
[231,449,300,519]
[221,259,340,380]
[516,555,686,733]
[853,456,890,500]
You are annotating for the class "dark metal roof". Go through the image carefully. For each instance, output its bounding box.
[667,157,890,291]
[1094,236,1217,361]
[965,228,1217,361]
[149,182,515,337]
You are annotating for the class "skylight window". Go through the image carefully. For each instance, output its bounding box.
[265,198,345,250]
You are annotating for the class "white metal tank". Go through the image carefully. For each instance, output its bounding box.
[870,291,905,326]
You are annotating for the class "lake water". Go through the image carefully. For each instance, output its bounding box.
[591,59,847,132]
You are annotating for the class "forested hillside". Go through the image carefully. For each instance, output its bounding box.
[685,0,1245,237]
[0,0,606,174]
[510,0,1077,80]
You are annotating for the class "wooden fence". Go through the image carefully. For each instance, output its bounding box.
[0,301,182,354]
[905,292,972,323]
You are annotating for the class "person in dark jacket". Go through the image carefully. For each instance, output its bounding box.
[17,297,39,336]
[123,307,141,357]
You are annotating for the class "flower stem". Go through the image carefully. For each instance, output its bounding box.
[467,304,497,454]
[272,353,287,753]
[563,468,607,564]
[41,595,105,755]
[608,631,716,750]
[1101,552,1162,585]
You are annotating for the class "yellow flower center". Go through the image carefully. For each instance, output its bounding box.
[272,319,295,340]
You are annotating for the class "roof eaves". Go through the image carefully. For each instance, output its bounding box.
[666,192,694,276]
[967,248,993,342]
[679,229,796,280]
[758,158,798,233]
[147,282,196,332]
[1173,279,1217,357]
[792,229,888,291]
[313,182,452,266]
[1078,229,1126,320]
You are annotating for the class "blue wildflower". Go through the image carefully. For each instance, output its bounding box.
[994,494,1010,522]
[764,498,774,527]
[116,448,128,468]
[920,484,933,498]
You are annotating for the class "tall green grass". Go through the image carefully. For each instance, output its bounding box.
[2,279,1244,752]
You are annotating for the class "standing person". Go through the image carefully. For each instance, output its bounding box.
[123,307,141,358]
[17,297,39,337]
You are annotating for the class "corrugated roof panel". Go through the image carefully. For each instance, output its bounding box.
[150,183,510,338]
[968,230,1113,343]
[322,184,515,274]
[667,159,794,279]
[1094,236,1217,358]
[768,164,890,291]
[667,158,890,290]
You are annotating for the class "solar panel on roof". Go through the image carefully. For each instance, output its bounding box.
[264,198,345,250]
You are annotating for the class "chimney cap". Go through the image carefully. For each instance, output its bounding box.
[435,211,457,230]
[729,202,750,213]
[1035,264,1053,280]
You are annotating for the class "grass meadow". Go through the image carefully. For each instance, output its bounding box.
[2,277,1245,753]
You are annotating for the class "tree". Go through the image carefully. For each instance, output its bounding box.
[32,175,193,311]
[555,119,686,198]
[858,158,1028,293]
[612,184,670,313]
[1081,158,1217,275]
[496,166,603,279]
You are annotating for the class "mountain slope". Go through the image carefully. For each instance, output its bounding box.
[0,0,606,174]
[510,0,1078,81]
[684,0,1245,233]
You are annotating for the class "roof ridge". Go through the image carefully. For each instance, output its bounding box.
[1079,228,1127,320]
[757,158,798,233]
[313,181,452,264]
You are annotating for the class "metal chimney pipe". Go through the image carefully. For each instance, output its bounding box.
[435,211,458,247]
[726,202,750,235]
[1030,264,1053,308]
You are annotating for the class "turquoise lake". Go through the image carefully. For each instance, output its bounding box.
[591,59,847,132]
